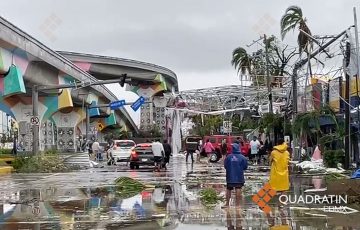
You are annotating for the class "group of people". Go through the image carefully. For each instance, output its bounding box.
[185,136,272,165]
[90,138,173,171]
[223,138,290,208]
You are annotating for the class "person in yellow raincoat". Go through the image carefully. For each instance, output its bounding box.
[269,138,290,192]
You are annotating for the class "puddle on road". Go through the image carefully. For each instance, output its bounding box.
[0,170,359,229]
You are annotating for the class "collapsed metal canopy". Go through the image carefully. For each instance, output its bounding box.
[177,85,288,113]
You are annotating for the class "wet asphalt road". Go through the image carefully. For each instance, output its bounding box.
[0,155,359,230]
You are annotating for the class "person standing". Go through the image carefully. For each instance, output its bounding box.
[203,139,215,157]
[221,139,228,160]
[312,144,322,161]
[269,138,290,193]
[196,139,203,162]
[223,143,248,208]
[185,142,194,164]
[162,139,172,169]
[152,139,165,172]
[91,140,100,161]
[250,136,261,165]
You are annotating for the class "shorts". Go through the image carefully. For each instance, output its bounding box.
[154,156,163,163]
[226,183,244,190]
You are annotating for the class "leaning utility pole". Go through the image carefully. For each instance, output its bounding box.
[264,34,273,114]
[353,7,360,165]
[345,42,351,170]
[291,29,348,160]
[292,29,348,115]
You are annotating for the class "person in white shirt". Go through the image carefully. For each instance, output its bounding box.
[91,140,100,161]
[250,136,261,165]
[152,140,165,171]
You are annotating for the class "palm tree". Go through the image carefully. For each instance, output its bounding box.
[280,5,312,54]
[231,47,252,84]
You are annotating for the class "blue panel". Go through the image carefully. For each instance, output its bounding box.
[89,101,100,117]
[350,96,360,108]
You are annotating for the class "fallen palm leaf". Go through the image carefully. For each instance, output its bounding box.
[114,177,147,199]
[199,188,224,207]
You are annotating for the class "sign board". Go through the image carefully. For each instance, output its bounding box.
[284,136,290,144]
[131,96,145,112]
[109,100,126,110]
[90,126,97,135]
[30,116,40,126]
[223,121,232,133]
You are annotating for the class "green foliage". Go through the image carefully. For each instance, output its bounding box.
[0,149,12,155]
[323,150,345,168]
[138,125,162,138]
[199,188,224,207]
[231,47,252,76]
[104,129,129,142]
[237,117,258,131]
[258,113,291,141]
[115,177,145,199]
[325,172,348,181]
[43,149,58,155]
[280,5,312,53]
[0,136,13,144]
[12,154,71,173]
[292,106,339,143]
[190,115,222,137]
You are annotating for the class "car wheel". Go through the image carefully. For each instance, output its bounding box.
[130,163,135,169]
[209,153,218,163]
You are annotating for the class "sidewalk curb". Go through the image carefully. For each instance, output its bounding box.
[0,166,13,174]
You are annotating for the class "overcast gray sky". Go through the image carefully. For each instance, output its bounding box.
[1,0,359,123]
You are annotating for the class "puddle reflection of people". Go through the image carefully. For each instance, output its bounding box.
[226,208,242,230]
[267,206,291,230]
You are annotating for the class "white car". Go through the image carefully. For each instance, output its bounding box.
[111,140,136,162]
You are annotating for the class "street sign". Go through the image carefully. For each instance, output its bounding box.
[30,116,40,126]
[223,121,232,133]
[131,96,145,112]
[109,100,126,110]
[32,206,40,216]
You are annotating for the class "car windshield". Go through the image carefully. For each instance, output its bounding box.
[116,142,135,147]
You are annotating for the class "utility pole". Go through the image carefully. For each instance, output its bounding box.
[291,29,348,161]
[32,85,39,155]
[353,7,360,165]
[345,42,351,170]
[264,34,273,114]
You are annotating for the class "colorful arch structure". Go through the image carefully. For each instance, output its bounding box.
[0,16,177,152]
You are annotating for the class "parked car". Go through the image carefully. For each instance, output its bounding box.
[111,140,136,162]
[129,143,156,169]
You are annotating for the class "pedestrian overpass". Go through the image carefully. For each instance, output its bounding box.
[0,16,178,152]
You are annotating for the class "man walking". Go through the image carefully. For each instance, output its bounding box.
[162,139,172,169]
[152,139,165,172]
[224,143,248,208]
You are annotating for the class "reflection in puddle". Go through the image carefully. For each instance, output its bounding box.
[0,164,359,229]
